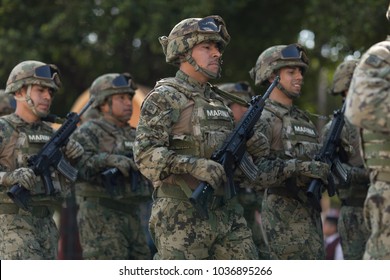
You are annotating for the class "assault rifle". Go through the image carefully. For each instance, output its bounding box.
[7,97,95,211]
[189,77,280,219]
[306,102,348,211]
[101,154,141,197]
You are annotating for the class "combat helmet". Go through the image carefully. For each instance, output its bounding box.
[5,60,61,94]
[217,81,254,106]
[159,15,230,65]
[0,90,15,116]
[90,73,137,108]
[249,44,309,87]
[330,59,359,96]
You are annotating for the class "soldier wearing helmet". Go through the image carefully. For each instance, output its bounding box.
[71,73,152,259]
[321,59,370,260]
[134,16,265,260]
[345,2,390,259]
[0,60,84,259]
[248,44,330,259]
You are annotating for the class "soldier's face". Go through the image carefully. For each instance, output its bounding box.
[279,67,303,95]
[29,85,53,115]
[191,42,221,75]
[109,93,133,122]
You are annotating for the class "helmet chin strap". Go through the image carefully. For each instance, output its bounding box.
[184,51,221,80]
[276,83,301,99]
[14,85,49,117]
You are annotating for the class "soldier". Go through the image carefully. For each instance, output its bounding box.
[249,44,330,259]
[344,3,390,260]
[72,73,152,260]
[0,90,15,117]
[217,81,269,259]
[323,59,370,259]
[134,15,267,259]
[0,60,84,259]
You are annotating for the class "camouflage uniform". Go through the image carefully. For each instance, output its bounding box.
[217,82,268,259]
[134,16,260,260]
[0,90,15,117]
[322,59,370,259]
[345,6,390,259]
[0,61,78,259]
[249,44,329,259]
[73,73,152,260]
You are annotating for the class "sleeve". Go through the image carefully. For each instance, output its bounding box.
[249,114,298,191]
[345,41,390,132]
[133,89,193,182]
[71,122,108,181]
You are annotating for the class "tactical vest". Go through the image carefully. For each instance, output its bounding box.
[265,100,321,187]
[156,78,234,191]
[0,114,65,205]
[76,118,152,200]
[361,129,390,182]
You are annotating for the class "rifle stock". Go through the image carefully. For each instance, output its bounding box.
[189,77,280,219]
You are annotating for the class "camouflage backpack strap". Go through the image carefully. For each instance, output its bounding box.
[210,83,249,107]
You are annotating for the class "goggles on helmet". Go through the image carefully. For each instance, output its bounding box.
[112,73,137,90]
[280,44,309,65]
[233,82,250,92]
[34,65,61,87]
[195,16,229,42]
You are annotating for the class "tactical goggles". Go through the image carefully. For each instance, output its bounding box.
[280,44,309,65]
[112,73,137,90]
[233,82,250,93]
[33,65,61,87]
[197,16,230,42]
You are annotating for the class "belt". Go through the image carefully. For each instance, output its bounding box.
[81,197,134,213]
[0,203,50,218]
[375,172,390,183]
[156,184,225,210]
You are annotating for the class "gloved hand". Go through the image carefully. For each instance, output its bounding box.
[246,131,269,158]
[1,168,36,191]
[64,139,84,159]
[105,155,137,177]
[296,160,330,184]
[187,158,226,190]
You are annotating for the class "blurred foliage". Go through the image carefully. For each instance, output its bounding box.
[0,0,389,117]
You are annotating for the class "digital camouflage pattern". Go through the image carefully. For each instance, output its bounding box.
[345,35,390,259]
[159,15,230,65]
[324,58,370,259]
[134,70,259,259]
[322,119,370,259]
[252,98,326,259]
[0,90,15,116]
[330,59,359,95]
[90,73,136,108]
[216,81,254,106]
[5,60,61,94]
[249,44,309,86]
[0,113,70,259]
[72,116,151,260]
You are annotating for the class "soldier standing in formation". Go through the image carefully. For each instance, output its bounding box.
[249,44,330,259]
[72,73,152,259]
[134,15,267,259]
[217,81,269,259]
[322,59,370,259]
[0,60,84,259]
[345,3,390,260]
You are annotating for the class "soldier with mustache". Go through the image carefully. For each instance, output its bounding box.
[134,15,268,259]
